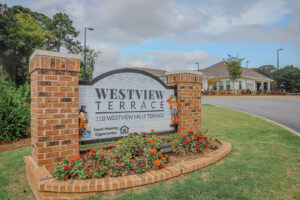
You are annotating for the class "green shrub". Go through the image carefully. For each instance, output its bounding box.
[0,74,30,142]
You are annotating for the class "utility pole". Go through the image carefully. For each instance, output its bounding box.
[246,61,249,68]
[277,48,283,89]
[195,62,200,71]
[84,27,94,80]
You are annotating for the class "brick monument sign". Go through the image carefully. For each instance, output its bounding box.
[24,50,205,199]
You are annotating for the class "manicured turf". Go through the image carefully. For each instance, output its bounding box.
[1,104,299,199]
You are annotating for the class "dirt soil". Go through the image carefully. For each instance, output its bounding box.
[0,137,31,153]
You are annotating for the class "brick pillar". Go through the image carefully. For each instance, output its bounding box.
[29,50,81,169]
[166,70,203,134]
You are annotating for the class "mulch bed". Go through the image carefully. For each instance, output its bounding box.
[0,137,31,153]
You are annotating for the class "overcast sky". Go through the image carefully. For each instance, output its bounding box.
[3,0,300,76]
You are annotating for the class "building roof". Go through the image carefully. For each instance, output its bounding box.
[125,67,166,77]
[199,61,273,81]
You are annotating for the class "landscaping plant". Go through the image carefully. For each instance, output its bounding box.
[52,131,220,180]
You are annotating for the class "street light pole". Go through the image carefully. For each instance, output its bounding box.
[246,61,249,68]
[276,48,283,89]
[84,27,94,80]
[195,62,199,71]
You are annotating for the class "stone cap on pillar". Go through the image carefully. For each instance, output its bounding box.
[29,49,82,74]
[166,70,203,76]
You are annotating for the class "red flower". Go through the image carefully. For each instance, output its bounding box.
[134,132,138,134]
[197,134,201,138]
[199,136,203,139]
[82,156,86,160]
[204,142,207,146]
[199,139,203,143]
[214,145,217,149]
[90,148,95,152]
[185,140,189,144]
[100,153,104,158]
[196,145,201,150]
[182,135,187,138]
[204,136,208,139]
[64,166,71,171]
[86,152,89,156]
[194,137,198,141]
[56,167,61,170]
[189,138,193,142]
[91,153,95,157]
[188,130,193,134]
[75,155,81,160]
[97,166,101,170]
[83,166,89,171]
[70,160,75,163]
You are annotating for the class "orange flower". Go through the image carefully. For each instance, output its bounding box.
[162,157,166,161]
[158,152,162,157]
[154,160,160,167]
[148,139,153,143]
[162,162,166,168]
[143,137,147,140]
[151,149,157,154]
[164,154,168,157]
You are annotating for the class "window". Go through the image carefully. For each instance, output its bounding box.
[219,81,223,90]
[213,83,217,90]
[239,80,242,90]
[226,80,231,90]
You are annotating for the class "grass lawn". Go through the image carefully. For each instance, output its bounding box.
[1,104,300,200]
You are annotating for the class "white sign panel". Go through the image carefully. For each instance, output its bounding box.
[79,69,175,144]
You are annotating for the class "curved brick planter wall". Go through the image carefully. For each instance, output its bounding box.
[24,141,232,200]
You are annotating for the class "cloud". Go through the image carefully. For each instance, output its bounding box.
[93,47,220,77]
[27,0,295,45]
[6,0,299,70]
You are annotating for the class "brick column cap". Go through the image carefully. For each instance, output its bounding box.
[29,50,81,74]
[29,49,82,62]
[166,70,203,76]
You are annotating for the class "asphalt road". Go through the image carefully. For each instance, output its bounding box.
[202,97,300,133]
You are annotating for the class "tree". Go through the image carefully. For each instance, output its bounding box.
[0,4,55,85]
[224,55,244,93]
[207,76,221,90]
[6,12,53,85]
[79,48,101,81]
[276,65,300,93]
[253,65,276,79]
[48,13,81,53]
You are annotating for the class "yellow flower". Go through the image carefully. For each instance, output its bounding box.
[117,140,123,144]
[126,153,130,157]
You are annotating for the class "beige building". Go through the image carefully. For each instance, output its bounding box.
[199,61,273,92]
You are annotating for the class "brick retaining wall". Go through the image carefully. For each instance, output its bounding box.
[25,141,232,200]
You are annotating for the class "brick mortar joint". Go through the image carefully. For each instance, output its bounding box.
[29,68,80,75]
